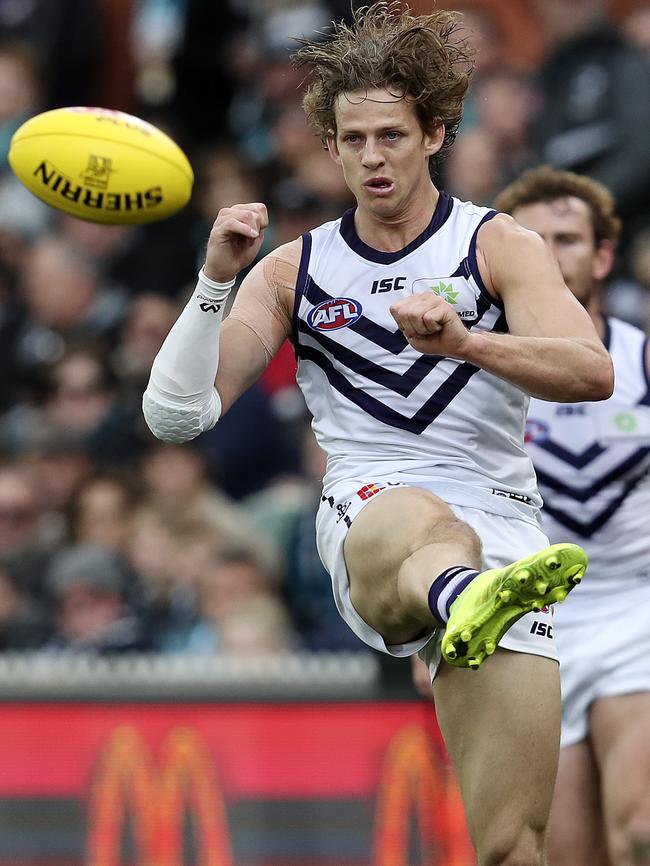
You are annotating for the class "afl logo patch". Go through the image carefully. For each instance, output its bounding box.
[525,418,549,444]
[307,298,363,331]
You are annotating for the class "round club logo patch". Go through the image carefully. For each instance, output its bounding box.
[307,298,363,331]
[524,418,550,444]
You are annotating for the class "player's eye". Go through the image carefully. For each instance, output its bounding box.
[385,131,402,140]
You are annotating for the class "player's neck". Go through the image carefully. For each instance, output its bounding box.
[353,183,439,253]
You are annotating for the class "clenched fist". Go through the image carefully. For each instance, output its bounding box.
[390,292,472,358]
[204,203,269,283]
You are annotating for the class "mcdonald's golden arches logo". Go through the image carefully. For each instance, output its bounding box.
[373,725,473,866]
[87,725,233,866]
[87,722,473,866]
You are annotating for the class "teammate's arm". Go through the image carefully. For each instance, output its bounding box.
[390,214,613,402]
[142,203,297,441]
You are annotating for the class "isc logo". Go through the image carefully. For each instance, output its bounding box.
[530,621,553,638]
[308,298,363,331]
[371,276,407,294]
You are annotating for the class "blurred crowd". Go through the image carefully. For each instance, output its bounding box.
[0,0,649,659]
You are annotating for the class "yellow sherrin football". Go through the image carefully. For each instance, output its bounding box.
[8,106,193,225]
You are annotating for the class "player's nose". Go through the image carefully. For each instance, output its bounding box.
[361,138,384,167]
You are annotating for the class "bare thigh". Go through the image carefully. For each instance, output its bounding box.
[433,649,561,865]
[591,693,650,866]
[343,486,481,644]
[547,740,610,866]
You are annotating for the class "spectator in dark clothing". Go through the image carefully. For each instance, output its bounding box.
[283,422,367,651]
[6,234,127,411]
[0,39,42,169]
[0,264,26,414]
[19,431,93,548]
[0,463,54,602]
[285,498,368,651]
[103,211,199,300]
[40,344,145,469]
[170,0,250,145]
[197,382,300,500]
[0,559,50,650]
[44,543,151,654]
[533,1,650,234]
[112,293,181,409]
[0,0,101,108]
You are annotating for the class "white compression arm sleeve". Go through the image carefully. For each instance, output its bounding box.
[142,269,235,442]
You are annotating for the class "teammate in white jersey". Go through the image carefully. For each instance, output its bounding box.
[142,6,613,864]
[494,167,650,866]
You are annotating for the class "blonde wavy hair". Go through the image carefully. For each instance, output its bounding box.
[293,1,474,155]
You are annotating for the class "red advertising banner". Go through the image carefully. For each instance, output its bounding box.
[0,702,474,866]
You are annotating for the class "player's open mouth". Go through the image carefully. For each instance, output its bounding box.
[364,177,394,196]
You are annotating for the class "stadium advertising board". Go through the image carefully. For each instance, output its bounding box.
[0,702,473,865]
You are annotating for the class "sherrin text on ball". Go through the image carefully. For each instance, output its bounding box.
[8,106,193,225]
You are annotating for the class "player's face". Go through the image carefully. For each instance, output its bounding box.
[326,88,443,218]
[511,197,613,305]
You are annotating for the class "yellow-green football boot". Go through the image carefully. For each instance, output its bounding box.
[441,543,588,670]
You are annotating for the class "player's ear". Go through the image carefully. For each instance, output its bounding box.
[423,122,445,158]
[326,130,341,165]
[593,239,615,281]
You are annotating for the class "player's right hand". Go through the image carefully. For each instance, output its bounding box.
[204,203,268,283]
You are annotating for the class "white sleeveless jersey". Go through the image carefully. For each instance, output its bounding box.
[293,192,542,519]
[526,316,650,577]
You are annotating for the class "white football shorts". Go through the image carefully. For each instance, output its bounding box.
[315,479,557,681]
[554,570,650,747]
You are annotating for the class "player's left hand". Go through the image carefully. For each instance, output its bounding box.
[390,293,471,357]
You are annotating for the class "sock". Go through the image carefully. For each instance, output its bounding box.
[428,566,479,624]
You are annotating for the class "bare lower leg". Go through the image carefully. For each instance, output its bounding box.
[396,515,482,622]
[607,784,650,865]
[546,741,610,866]
[434,651,561,866]
[629,804,650,865]
[591,695,650,866]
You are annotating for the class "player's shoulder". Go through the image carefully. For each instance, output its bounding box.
[476,210,546,254]
[452,196,495,220]
[306,213,346,241]
[255,239,302,308]
[446,194,535,247]
[472,210,550,296]
[239,239,302,299]
[265,237,303,268]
